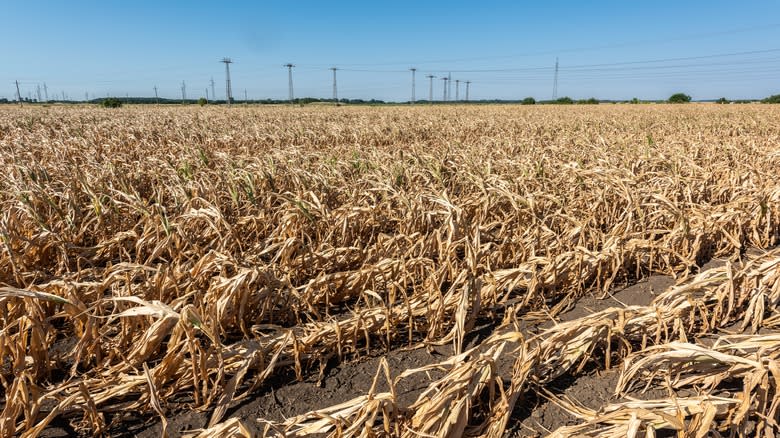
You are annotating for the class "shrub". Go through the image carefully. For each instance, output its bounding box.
[553,97,574,104]
[629,98,641,104]
[668,93,692,103]
[198,97,207,106]
[521,97,536,105]
[762,94,780,103]
[577,98,599,105]
[715,97,729,104]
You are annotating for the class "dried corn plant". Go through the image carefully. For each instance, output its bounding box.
[0,104,778,437]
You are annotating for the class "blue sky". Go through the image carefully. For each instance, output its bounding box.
[3,1,780,101]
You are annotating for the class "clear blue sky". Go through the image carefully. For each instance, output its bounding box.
[3,1,780,101]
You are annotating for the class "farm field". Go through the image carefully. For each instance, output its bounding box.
[0,103,779,437]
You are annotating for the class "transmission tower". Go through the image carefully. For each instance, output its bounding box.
[14,80,21,105]
[36,85,42,102]
[153,86,159,104]
[181,80,186,103]
[465,81,471,102]
[410,68,416,104]
[210,77,216,103]
[447,73,452,102]
[455,79,460,101]
[205,87,209,102]
[43,83,48,102]
[426,75,435,103]
[221,58,233,105]
[331,67,338,102]
[441,77,448,101]
[244,89,248,103]
[552,57,559,100]
[285,63,295,103]
[84,92,88,102]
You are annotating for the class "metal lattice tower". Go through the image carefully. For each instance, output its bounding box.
[206,87,209,102]
[455,79,460,101]
[442,77,448,101]
[465,81,471,102]
[426,75,435,103]
[221,58,233,105]
[331,67,338,102]
[410,68,416,104]
[448,73,452,101]
[552,57,559,100]
[14,80,21,105]
[43,83,48,102]
[36,85,42,102]
[181,80,186,103]
[244,89,248,103]
[153,86,159,104]
[210,77,216,103]
[285,64,295,103]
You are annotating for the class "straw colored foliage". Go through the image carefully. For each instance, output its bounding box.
[0,104,779,437]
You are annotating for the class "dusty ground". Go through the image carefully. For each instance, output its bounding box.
[43,261,726,437]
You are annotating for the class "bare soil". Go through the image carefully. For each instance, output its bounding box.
[47,260,732,437]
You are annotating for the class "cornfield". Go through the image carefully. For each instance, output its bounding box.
[0,104,778,437]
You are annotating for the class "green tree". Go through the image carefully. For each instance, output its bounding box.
[100,98,122,108]
[668,93,692,103]
[715,97,729,104]
[521,97,536,105]
[553,97,574,104]
[198,97,207,106]
[762,94,780,103]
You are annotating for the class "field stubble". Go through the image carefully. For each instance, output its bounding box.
[0,104,778,437]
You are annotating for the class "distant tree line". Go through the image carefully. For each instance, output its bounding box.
[3,93,780,105]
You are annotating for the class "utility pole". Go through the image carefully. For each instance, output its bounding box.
[410,67,416,104]
[210,77,216,103]
[43,83,48,102]
[465,81,471,102]
[331,67,338,102]
[552,57,559,100]
[285,63,295,103]
[153,86,159,104]
[455,79,460,101]
[426,75,435,103]
[221,58,233,105]
[181,80,186,104]
[442,77,448,101]
[15,80,22,105]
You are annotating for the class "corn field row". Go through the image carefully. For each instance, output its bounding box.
[0,104,778,437]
